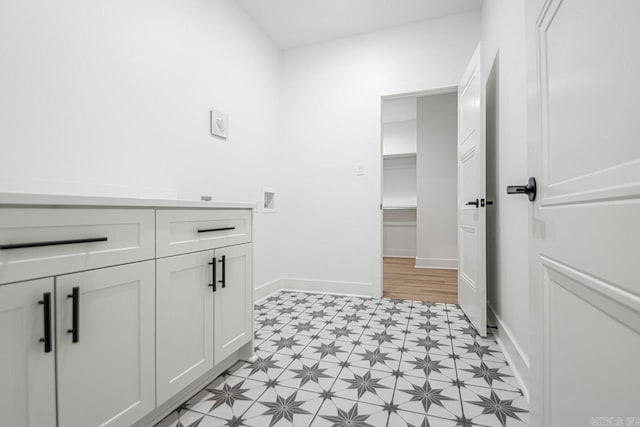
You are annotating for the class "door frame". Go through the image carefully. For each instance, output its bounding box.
[378,85,458,299]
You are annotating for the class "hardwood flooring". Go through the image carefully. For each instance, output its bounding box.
[383,257,458,304]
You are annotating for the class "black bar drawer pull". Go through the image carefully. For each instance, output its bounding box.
[39,292,52,353]
[218,255,226,288]
[0,237,108,250]
[209,257,217,292]
[197,227,235,233]
[67,287,80,343]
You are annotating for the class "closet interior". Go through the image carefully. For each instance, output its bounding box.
[382,92,458,302]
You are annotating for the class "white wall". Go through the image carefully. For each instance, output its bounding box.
[280,11,481,296]
[0,0,283,289]
[482,0,530,394]
[415,92,457,269]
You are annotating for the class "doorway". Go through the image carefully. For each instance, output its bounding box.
[381,89,459,304]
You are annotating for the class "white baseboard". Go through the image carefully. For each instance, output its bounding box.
[279,278,374,298]
[253,278,282,302]
[254,278,375,301]
[382,254,416,259]
[415,257,457,270]
[488,303,530,401]
[383,249,416,257]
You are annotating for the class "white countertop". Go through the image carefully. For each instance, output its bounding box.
[0,192,256,210]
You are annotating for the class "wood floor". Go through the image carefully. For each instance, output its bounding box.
[383,257,458,304]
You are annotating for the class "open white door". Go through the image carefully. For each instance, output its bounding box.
[526,1,640,425]
[457,44,487,337]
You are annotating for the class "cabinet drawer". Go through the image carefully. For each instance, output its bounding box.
[0,208,155,284]
[156,209,251,257]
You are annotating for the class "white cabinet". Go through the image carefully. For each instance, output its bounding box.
[56,261,156,427]
[156,251,215,405]
[214,243,253,362]
[0,278,56,427]
[156,243,253,405]
[0,197,253,427]
[155,209,251,258]
[0,208,155,284]
[0,264,155,427]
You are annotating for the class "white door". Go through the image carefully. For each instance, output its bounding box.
[0,278,56,427]
[214,243,252,363]
[526,1,640,425]
[457,44,487,336]
[156,250,214,405]
[56,261,156,427]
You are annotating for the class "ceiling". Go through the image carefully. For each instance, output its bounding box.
[236,0,483,50]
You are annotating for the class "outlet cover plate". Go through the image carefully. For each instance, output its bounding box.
[210,109,228,139]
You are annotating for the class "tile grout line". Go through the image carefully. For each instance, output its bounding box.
[242,291,337,421]
[255,291,362,426]
[446,303,469,422]
[385,299,414,427]
[161,292,528,426]
[307,295,379,426]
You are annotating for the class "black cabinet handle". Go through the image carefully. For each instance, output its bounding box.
[507,177,537,201]
[38,292,52,353]
[480,199,494,207]
[0,237,108,250]
[208,257,217,292]
[218,255,226,288]
[465,199,479,208]
[67,287,79,343]
[197,227,235,233]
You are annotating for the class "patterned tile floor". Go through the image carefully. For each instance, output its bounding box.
[157,291,528,427]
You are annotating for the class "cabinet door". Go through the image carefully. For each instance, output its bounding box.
[156,250,214,405]
[0,278,56,427]
[56,261,155,427]
[214,243,252,363]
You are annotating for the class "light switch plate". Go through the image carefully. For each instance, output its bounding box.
[210,109,228,139]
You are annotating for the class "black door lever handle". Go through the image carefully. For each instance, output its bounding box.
[507,177,537,201]
[465,199,479,208]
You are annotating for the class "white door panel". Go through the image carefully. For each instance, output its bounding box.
[56,261,155,427]
[156,250,214,405]
[541,1,640,186]
[214,243,252,363]
[527,0,640,424]
[0,278,56,427]
[457,43,487,336]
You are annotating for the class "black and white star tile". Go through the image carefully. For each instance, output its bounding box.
[157,290,528,427]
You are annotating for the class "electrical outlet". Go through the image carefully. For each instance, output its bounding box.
[356,163,365,176]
